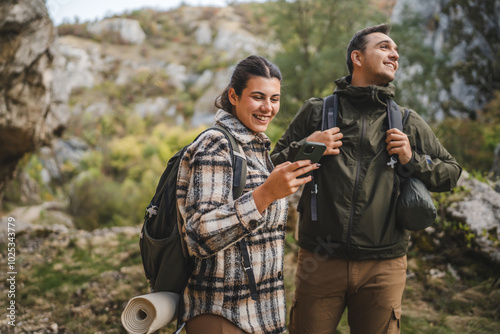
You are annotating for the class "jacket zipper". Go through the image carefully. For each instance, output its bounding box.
[347,111,367,252]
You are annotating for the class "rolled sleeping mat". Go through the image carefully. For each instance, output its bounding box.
[121,292,179,334]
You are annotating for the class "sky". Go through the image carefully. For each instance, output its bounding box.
[46,0,263,25]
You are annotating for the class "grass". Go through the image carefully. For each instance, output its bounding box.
[2,224,500,333]
[280,231,500,334]
[7,229,142,331]
[3,182,499,333]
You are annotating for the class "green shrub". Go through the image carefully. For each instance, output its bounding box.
[69,171,121,230]
[433,91,500,174]
[68,125,205,231]
[434,117,500,173]
[57,22,91,38]
[107,136,143,174]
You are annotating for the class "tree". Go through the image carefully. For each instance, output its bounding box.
[268,0,388,124]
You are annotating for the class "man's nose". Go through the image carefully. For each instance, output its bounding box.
[390,49,399,61]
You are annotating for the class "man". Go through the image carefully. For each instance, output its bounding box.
[270,23,462,334]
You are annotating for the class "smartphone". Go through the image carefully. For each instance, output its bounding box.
[293,141,326,178]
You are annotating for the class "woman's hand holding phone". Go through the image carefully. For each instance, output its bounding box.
[293,142,326,178]
[253,159,320,213]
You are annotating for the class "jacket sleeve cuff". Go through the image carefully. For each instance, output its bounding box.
[234,191,265,231]
[409,150,432,171]
[401,150,436,177]
[397,150,419,177]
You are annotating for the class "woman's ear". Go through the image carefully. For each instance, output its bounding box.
[228,88,237,106]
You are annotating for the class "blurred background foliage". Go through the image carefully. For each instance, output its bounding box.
[8,0,500,229]
[269,0,389,125]
[3,0,500,333]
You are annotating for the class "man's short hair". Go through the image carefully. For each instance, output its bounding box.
[346,23,391,76]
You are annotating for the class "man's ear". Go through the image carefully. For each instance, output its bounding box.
[228,88,237,106]
[351,50,363,67]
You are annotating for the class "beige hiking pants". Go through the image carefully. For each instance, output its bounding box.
[289,247,407,334]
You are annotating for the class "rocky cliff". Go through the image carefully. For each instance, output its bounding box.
[0,1,499,332]
[0,3,278,205]
[391,0,500,120]
[0,0,69,206]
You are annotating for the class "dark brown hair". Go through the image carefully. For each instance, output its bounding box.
[215,55,282,113]
[346,23,391,75]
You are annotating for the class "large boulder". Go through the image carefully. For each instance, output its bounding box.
[38,138,89,184]
[191,67,233,127]
[53,36,117,92]
[133,97,170,118]
[213,20,280,61]
[194,21,212,46]
[447,171,500,262]
[0,0,69,206]
[87,18,146,45]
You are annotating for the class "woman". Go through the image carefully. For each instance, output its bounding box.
[176,55,319,334]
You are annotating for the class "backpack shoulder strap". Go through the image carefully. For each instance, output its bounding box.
[175,125,252,330]
[207,124,257,300]
[387,99,411,130]
[321,93,339,131]
[386,99,412,170]
[387,98,403,131]
[210,124,247,199]
[387,98,403,168]
[309,93,338,222]
[402,108,410,126]
[323,95,409,131]
[307,93,339,221]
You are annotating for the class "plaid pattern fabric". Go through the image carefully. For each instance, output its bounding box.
[176,110,288,334]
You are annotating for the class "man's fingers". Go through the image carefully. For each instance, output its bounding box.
[324,128,343,141]
[324,127,341,135]
[324,147,341,155]
[387,128,404,135]
[386,140,406,150]
[308,128,343,142]
[386,129,407,143]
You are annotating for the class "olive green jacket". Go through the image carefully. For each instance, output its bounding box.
[271,77,462,259]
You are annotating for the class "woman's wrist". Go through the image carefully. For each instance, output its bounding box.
[252,184,275,213]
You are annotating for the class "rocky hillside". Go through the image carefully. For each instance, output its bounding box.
[0,2,278,207]
[391,0,500,120]
[0,0,499,333]
[0,0,69,207]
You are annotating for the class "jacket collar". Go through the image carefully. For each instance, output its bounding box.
[214,109,271,149]
[333,76,396,108]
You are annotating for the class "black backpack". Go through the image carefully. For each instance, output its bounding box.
[139,124,258,299]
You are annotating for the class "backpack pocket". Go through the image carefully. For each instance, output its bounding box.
[140,218,193,293]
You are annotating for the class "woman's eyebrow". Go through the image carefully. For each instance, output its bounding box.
[250,91,281,97]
